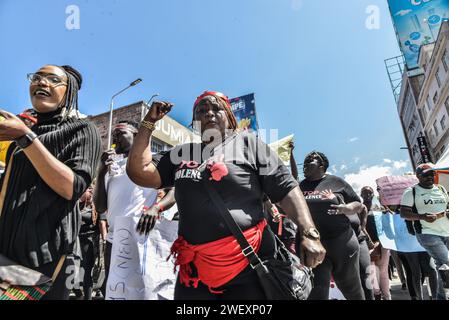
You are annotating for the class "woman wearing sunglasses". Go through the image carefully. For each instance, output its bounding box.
[0,65,101,299]
[126,91,325,300]
[300,151,365,300]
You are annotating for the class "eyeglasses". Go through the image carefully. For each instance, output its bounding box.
[27,73,67,86]
[420,171,435,177]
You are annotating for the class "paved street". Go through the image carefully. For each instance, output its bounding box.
[390,276,432,300]
[390,277,413,300]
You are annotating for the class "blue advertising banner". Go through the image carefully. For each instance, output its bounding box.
[229,93,259,132]
[373,211,425,252]
[387,0,449,70]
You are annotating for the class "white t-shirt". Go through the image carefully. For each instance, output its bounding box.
[401,184,449,237]
[104,157,178,300]
[105,157,158,243]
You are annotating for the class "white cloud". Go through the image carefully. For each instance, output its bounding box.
[344,165,392,195]
[353,157,360,164]
[393,160,408,169]
[383,159,392,163]
[344,160,412,195]
[395,9,412,16]
[349,137,359,143]
[340,164,347,171]
[330,165,338,174]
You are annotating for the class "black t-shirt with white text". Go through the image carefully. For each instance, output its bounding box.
[152,131,298,245]
[299,174,360,240]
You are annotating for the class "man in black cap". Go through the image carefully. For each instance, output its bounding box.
[400,163,449,300]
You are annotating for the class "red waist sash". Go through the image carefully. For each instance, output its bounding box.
[169,219,267,293]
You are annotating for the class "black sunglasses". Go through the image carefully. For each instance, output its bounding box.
[420,171,435,177]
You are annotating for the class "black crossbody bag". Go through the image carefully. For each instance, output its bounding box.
[202,175,313,300]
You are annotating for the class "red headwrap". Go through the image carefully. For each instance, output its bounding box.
[193,91,232,111]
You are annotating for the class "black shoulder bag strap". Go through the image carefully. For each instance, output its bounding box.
[202,175,269,275]
[411,185,422,234]
[200,132,269,275]
[412,186,417,213]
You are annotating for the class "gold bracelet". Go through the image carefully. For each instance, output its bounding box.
[141,120,156,131]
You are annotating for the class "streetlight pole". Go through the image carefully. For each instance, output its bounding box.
[107,78,142,148]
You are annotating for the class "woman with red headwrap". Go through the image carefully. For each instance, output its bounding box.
[127,91,325,300]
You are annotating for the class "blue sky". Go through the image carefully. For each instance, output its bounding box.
[0,0,413,191]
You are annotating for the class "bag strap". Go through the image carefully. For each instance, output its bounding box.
[436,184,448,200]
[202,176,266,272]
[412,186,417,213]
[411,185,423,234]
[51,255,66,282]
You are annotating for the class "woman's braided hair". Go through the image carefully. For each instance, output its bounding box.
[57,65,83,120]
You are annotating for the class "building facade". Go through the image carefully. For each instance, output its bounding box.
[88,101,199,152]
[397,72,428,167]
[416,21,449,162]
[397,21,449,166]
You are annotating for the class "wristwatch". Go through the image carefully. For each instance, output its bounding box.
[302,227,321,240]
[15,131,38,149]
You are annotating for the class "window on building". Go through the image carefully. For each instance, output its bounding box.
[428,129,436,147]
[422,105,428,120]
[413,144,419,156]
[440,115,447,131]
[151,140,164,153]
[444,50,449,72]
[436,67,442,87]
[433,91,439,105]
[409,119,416,134]
[434,120,440,137]
[441,144,446,156]
[427,95,432,110]
[446,96,449,114]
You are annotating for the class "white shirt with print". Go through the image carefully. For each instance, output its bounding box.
[401,184,449,237]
